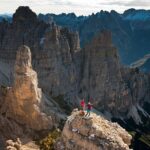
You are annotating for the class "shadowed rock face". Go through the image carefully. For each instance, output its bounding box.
[14,45,39,104]
[56,110,132,150]
[79,31,150,125]
[13,6,37,23]
[80,31,130,115]
[15,45,32,73]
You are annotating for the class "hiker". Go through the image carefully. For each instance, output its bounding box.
[80,99,85,111]
[85,101,92,117]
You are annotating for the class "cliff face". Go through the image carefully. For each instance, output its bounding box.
[56,110,132,150]
[0,6,81,106]
[121,67,150,124]
[80,31,126,113]
[41,9,150,65]
[80,31,150,125]
[0,45,65,145]
[36,26,80,101]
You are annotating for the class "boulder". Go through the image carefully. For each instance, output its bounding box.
[57,110,132,150]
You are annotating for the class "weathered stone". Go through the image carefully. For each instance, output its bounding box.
[57,110,132,150]
[0,45,65,133]
[6,138,39,150]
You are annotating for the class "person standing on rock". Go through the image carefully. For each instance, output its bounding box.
[80,99,85,111]
[85,101,92,117]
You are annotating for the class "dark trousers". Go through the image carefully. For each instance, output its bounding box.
[85,109,91,117]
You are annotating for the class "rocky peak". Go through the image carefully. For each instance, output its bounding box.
[0,6,81,107]
[92,30,112,47]
[68,13,76,18]
[13,45,39,103]
[80,30,122,107]
[60,28,80,52]
[56,109,132,150]
[12,6,37,23]
[123,8,136,16]
[1,45,63,131]
[0,45,65,146]
[15,45,32,74]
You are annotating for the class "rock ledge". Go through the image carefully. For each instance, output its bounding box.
[56,110,132,150]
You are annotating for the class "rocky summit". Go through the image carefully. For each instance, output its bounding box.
[56,109,132,150]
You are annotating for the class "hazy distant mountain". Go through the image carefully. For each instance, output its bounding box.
[38,9,150,66]
[0,14,12,22]
[38,13,86,29]
[123,9,150,21]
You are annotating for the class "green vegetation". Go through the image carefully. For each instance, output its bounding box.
[37,129,61,150]
[139,134,150,147]
[128,130,150,149]
[128,131,136,137]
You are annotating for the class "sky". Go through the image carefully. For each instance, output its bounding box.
[0,0,150,16]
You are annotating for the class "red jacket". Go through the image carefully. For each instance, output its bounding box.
[80,100,85,107]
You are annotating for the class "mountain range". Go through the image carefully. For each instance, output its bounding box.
[38,9,150,70]
[1,9,150,67]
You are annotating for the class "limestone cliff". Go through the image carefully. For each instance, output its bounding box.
[0,6,81,106]
[80,31,125,110]
[0,45,65,146]
[55,109,132,150]
[4,45,54,130]
[79,30,150,125]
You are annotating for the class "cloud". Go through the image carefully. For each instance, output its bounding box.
[100,0,150,7]
[99,1,129,6]
[0,0,150,15]
[126,0,150,7]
